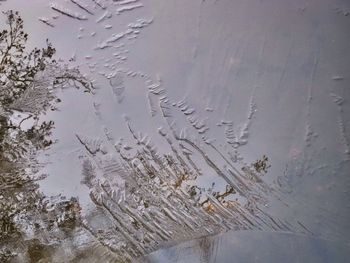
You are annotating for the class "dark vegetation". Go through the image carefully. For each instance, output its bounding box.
[0,10,89,261]
[0,10,93,160]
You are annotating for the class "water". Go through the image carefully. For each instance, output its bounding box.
[0,0,349,262]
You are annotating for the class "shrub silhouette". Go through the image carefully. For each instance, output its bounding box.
[0,10,86,261]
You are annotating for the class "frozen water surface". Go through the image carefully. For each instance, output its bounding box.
[141,231,350,263]
[0,0,350,262]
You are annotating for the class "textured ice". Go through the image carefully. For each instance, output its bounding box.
[1,0,350,262]
[50,3,88,20]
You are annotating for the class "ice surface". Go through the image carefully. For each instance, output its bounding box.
[1,0,350,262]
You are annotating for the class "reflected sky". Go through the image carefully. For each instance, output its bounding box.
[1,0,350,261]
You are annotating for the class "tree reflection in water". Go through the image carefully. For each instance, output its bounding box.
[0,11,92,262]
[0,9,312,263]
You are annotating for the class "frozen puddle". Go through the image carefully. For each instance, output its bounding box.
[1,0,350,262]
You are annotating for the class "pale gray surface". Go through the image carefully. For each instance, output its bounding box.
[1,0,350,261]
[142,231,350,263]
